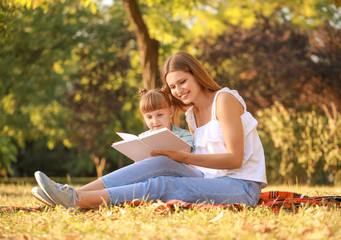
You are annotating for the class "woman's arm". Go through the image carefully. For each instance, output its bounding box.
[151,92,244,170]
[182,147,192,153]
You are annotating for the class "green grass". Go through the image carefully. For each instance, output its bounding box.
[1,181,340,240]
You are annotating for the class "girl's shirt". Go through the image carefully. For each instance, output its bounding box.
[185,87,267,188]
[139,124,193,149]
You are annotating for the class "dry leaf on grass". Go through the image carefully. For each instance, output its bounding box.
[208,212,223,224]
[150,200,170,215]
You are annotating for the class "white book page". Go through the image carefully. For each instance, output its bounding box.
[112,128,191,162]
[140,128,190,151]
[116,132,138,141]
[111,139,152,162]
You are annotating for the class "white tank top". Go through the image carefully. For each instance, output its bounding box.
[185,87,267,188]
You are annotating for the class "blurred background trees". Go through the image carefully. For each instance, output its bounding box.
[1,0,340,185]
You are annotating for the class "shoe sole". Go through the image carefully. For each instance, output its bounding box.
[34,171,67,207]
[31,187,56,207]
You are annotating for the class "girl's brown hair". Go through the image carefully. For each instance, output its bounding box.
[139,88,172,114]
[139,88,179,125]
[161,52,221,111]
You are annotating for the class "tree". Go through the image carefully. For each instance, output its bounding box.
[123,0,159,90]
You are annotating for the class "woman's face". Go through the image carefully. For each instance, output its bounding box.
[166,70,201,105]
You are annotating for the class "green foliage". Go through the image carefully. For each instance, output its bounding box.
[139,0,340,55]
[257,102,341,185]
[194,15,341,115]
[12,139,100,178]
[0,0,92,175]
[61,1,141,176]
[0,135,17,177]
[0,0,143,176]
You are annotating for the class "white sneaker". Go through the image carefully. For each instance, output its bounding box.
[31,187,56,207]
[34,171,80,209]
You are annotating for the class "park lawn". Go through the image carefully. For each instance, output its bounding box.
[0,182,340,240]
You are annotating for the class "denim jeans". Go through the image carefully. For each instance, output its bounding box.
[100,156,261,206]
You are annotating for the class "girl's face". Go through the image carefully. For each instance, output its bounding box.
[143,108,174,131]
[166,70,201,105]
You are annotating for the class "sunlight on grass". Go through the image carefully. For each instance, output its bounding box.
[1,182,340,239]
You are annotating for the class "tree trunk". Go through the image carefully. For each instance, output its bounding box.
[91,153,106,177]
[123,0,160,90]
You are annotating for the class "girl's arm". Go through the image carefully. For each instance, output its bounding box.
[151,92,244,170]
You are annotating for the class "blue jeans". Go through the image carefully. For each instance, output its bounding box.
[100,156,261,206]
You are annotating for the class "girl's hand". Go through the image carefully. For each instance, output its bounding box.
[150,150,190,163]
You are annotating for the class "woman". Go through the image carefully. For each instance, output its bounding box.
[33,52,267,209]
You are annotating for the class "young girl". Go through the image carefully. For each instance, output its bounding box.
[33,52,267,209]
[137,88,192,152]
[32,87,193,207]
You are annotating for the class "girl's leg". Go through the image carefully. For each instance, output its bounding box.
[105,176,261,207]
[100,156,203,189]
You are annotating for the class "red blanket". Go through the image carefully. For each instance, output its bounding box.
[257,191,341,212]
[129,191,341,213]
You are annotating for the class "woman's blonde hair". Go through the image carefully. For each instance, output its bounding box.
[161,52,221,111]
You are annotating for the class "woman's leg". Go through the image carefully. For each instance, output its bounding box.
[35,157,203,209]
[78,156,202,192]
[75,156,204,208]
[77,179,105,191]
[76,189,110,209]
[100,156,203,189]
[77,157,195,207]
[105,176,261,207]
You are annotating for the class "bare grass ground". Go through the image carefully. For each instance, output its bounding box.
[0,181,340,240]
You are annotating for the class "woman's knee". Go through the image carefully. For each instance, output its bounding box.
[137,156,178,169]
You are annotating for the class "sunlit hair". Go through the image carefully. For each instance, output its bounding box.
[139,88,172,115]
[161,52,221,111]
[139,88,179,125]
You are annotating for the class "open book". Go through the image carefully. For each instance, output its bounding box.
[111,128,191,162]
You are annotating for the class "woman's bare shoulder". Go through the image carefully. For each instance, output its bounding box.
[216,92,244,116]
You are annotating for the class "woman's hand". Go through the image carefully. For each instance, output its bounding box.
[150,150,190,164]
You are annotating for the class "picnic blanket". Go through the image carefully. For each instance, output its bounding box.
[257,191,341,212]
[1,191,340,213]
[129,191,341,213]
